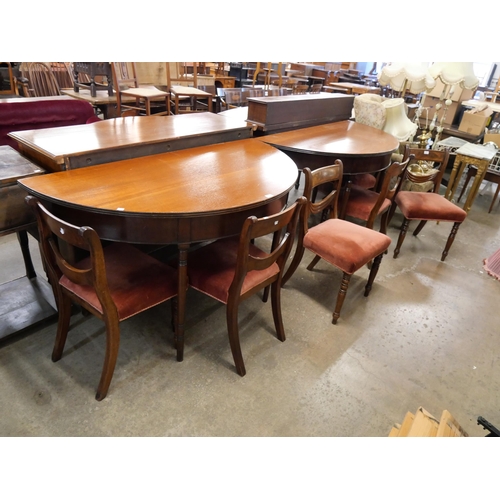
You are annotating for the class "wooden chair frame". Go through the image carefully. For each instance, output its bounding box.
[111,62,171,117]
[27,196,178,400]
[187,198,306,376]
[282,161,391,324]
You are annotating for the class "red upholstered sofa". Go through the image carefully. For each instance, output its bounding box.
[0,97,101,151]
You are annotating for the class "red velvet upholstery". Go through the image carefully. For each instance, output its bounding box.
[60,243,178,321]
[345,184,392,222]
[395,191,467,222]
[351,173,377,189]
[0,98,99,151]
[188,237,279,303]
[304,219,391,275]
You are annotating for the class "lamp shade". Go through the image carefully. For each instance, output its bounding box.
[378,62,436,94]
[429,62,479,90]
[382,98,417,142]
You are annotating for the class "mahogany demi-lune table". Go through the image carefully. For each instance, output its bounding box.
[18,139,298,361]
[9,113,253,173]
[257,120,400,175]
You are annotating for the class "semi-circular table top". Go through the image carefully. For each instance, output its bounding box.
[18,138,298,244]
[257,120,400,174]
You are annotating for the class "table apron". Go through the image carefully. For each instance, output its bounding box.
[275,149,394,175]
[45,195,289,245]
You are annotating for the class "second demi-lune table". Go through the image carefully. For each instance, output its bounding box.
[257,120,400,175]
[18,139,298,361]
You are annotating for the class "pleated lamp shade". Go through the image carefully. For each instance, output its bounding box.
[429,62,479,90]
[378,62,436,94]
[382,98,418,142]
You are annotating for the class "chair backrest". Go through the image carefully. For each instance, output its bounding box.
[406,148,450,193]
[302,161,344,230]
[49,62,73,88]
[166,62,198,89]
[360,155,413,227]
[231,197,306,296]
[0,62,16,95]
[292,84,309,95]
[309,83,323,94]
[27,62,61,97]
[26,196,114,313]
[267,87,291,96]
[223,88,244,108]
[111,62,139,91]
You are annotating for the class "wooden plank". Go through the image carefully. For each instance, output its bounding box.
[397,412,415,437]
[388,425,400,437]
[407,407,439,437]
[437,410,469,437]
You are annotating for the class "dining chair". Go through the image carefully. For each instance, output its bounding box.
[282,161,392,325]
[186,197,306,377]
[166,62,212,114]
[390,148,467,262]
[343,153,412,233]
[111,62,171,117]
[27,62,61,97]
[26,196,178,401]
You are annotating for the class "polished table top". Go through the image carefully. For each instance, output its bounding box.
[9,113,253,172]
[18,138,297,244]
[257,120,400,174]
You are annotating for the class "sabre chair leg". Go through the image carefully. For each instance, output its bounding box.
[393,218,410,259]
[226,298,246,377]
[441,222,462,262]
[270,281,286,342]
[364,252,385,297]
[95,317,120,401]
[332,272,351,324]
[52,294,72,362]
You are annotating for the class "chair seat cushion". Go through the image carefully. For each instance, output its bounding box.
[351,173,377,189]
[60,243,178,320]
[187,237,279,303]
[345,184,391,221]
[395,192,467,222]
[304,219,391,275]
[121,87,169,98]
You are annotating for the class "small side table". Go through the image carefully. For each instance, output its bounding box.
[444,143,497,213]
[0,146,56,341]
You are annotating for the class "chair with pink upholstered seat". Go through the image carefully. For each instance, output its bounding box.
[390,148,467,262]
[27,195,178,401]
[186,197,305,377]
[281,160,392,325]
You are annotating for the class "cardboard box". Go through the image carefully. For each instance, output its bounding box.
[459,108,493,135]
[421,95,460,126]
[427,79,475,102]
[484,133,500,148]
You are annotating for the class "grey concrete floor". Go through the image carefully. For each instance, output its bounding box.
[1,178,500,439]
